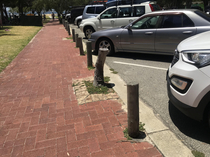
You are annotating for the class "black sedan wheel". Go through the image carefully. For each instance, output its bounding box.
[97,38,114,55]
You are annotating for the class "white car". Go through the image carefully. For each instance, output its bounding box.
[80,1,161,38]
[167,30,210,126]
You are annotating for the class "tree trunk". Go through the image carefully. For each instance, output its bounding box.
[0,2,3,27]
[93,48,109,87]
[3,7,8,21]
[203,0,208,8]
[186,0,192,8]
[19,0,23,16]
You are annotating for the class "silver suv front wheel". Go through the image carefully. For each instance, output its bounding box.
[84,27,95,39]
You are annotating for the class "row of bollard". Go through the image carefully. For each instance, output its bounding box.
[64,23,140,138]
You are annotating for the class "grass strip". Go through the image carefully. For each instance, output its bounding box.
[0,25,42,73]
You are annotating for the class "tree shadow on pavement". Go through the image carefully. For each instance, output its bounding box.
[168,101,210,144]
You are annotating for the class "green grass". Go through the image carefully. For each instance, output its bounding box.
[123,123,145,140]
[66,37,72,40]
[110,68,118,74]
[88,66,95,70]
[83,76,113,94]
[84,80,114,94]
[104,76,110,83]
[0,26,42,73]
[192,150,205,157]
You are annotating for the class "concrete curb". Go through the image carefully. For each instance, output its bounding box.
[69,24,193,157]
[95,56,194,157]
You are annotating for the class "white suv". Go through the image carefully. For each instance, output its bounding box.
[167,30,210,125]
[80,1,161,38]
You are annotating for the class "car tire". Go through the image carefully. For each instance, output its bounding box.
[77,20,82,28]
[96,38,114,56]
[84,26,95,39]
[207,108,210,128]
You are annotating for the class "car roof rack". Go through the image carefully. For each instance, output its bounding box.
[105,0,154,7]
[88,0,108,5]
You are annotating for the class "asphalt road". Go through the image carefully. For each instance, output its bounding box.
[102,52,210,156]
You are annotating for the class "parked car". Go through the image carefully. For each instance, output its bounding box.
[167,30,210,126]
[74,4,106,27]
[82,4,106,19]
[80,1,161,38]
[105,0,152,8]
[88,9,210,55]
[74,15,83,27]
[68,7,84,23]
[205,6,210,14]
[65,13,71,20]
[190,5,203,11]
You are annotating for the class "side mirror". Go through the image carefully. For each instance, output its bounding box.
[127,24,132,30]
[97,16,101,20]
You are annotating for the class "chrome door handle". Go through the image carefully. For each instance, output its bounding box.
[111,20,114,23]
[145,32,153,35]
[183,31,192,34]
[129,20,133,23]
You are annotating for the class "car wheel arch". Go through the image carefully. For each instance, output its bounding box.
[95,37,115,55]
[194,90,210,125]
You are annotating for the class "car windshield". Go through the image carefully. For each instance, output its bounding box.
[194,10,210,22]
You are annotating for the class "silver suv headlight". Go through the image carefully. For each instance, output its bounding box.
[182,50,210,68]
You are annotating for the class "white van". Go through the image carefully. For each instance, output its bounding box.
[80,1,161,38]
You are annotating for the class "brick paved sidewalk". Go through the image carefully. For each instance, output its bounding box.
[0,20,163,157]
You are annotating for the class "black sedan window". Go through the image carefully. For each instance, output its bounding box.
[161,15,182,28]
[183,14,194,27]
[194,10,210,22]
[160,14,194,28]
[132,16,160,29]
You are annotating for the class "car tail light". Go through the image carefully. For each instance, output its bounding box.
[149,4,154,11]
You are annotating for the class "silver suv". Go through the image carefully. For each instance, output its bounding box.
[80,1,161,38]
[74,4,106,27]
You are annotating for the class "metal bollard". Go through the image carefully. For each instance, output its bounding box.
[86,41,92,68]
[127,83,139,138]
[78,37,84,55]
[75,34,79,47]
[65,21,68,31]
[62,19,65,26]
[72,29,75,42]
[68,24,71,35]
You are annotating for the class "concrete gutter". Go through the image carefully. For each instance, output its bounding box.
[69,24,194,157]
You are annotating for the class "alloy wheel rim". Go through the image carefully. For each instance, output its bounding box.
[86,29,92,39]
[99,40,111,53]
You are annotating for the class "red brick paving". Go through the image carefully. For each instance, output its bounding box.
[0,20,163,157]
